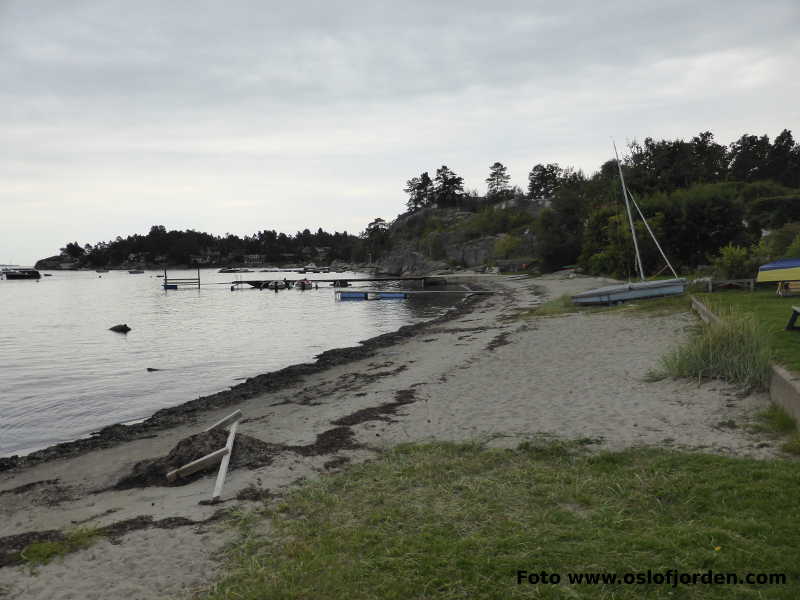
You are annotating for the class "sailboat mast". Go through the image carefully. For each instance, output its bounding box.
[627,191,680,280]
[613,142,645,281]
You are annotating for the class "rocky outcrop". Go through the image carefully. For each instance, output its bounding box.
[378,247,448,275]
[441,235,498,267]
[34,255,79,270]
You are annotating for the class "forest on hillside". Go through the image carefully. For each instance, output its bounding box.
[55,226,373,268]
[52,129,800,277]
[395,130,800,277]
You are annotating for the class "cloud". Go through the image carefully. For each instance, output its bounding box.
[1,0,798,263]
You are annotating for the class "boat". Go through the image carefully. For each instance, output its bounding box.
[1,267,41,280]
[756,259,800,283]
[295,279,315,290]
[261,280,286,290]
[572,143,686,305]
[128,269,144,274]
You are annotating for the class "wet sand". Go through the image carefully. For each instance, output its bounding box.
[0,273,777,599]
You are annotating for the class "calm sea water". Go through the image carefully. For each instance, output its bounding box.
[0,269,456,457]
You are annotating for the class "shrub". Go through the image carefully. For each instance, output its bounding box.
[710,244,754,279]
[494,234,522,259]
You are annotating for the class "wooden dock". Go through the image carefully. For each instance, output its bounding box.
[226,276,449,289]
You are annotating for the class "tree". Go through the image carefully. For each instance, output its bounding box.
[527,163,562,204]
[433,165,464,208]
[690,131,728,183]
[766,129,799,187]
[486,162,511,197]
[404,172,433,212]
[361,218,390,262]
[729,134,771,182]
[61,241,85,259]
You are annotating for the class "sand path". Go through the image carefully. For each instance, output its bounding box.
[0,274,777,599]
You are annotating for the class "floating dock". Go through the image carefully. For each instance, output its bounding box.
[337,291,409,301]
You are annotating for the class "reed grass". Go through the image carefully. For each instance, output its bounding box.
[655,308,772,391]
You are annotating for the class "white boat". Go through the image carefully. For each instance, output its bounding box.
[572,143,686,305]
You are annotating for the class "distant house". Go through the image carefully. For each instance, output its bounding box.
[244,254,266,265]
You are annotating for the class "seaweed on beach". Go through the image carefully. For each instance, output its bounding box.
[332,389,418,426]
[113,425,364,489]
[114,430,283,489]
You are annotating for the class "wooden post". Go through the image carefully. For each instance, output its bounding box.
[166,447,229,482]
[212,420,238,502]
[197,265,201,289]
[205,409,242,432]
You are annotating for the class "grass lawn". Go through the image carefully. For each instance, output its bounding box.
[205,442,800,599]
[518,292,692,320]
[696,289,800,372]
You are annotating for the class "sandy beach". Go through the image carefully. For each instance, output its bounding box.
[0,274,778,599]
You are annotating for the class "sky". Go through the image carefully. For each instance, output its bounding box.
[1,0,798,265]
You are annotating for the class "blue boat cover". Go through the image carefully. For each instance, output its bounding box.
[757,258,800,282]
[759,258,800,271]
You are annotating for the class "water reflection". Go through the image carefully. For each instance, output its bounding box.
[0,269,455,456]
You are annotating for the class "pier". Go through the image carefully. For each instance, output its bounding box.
[225,276,449,290]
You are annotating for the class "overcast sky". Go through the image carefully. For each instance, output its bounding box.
[1,0,798,265]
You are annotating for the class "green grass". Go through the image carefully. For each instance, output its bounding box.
[754,405,798,435]
[654,309,773,391]
[696,289,800,372]
[781,436,800,456]
[204,442,800,599]
[751,406,800,457]
[532,293,579,316]
[21,527,100,567]
[517,292,691,321]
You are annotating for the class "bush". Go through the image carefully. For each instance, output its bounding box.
[709,244,756,279]
[494,234,522,259]
[783,233,800,259]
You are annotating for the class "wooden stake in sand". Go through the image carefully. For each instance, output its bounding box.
[212,420,238,502]
[164,409,243,502]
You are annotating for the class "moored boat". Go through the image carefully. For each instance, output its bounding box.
[295,279,315,290]
[1,267,41,280]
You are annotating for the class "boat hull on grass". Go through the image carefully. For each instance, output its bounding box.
[572,278,686,305]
